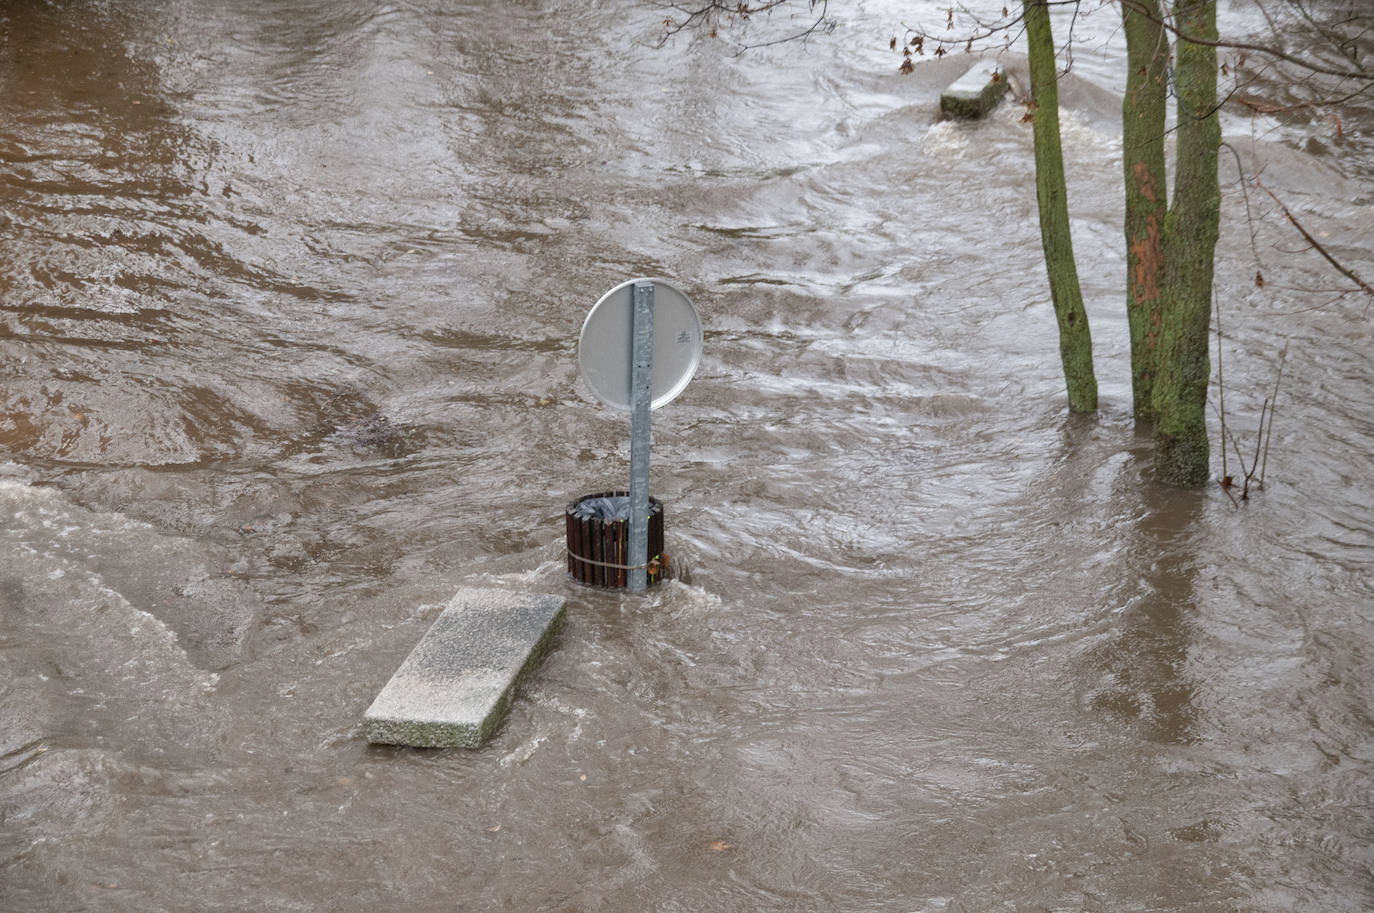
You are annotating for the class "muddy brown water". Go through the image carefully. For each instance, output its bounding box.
[2,1,1371,911]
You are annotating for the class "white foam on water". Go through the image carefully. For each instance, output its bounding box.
[0,476,217,693]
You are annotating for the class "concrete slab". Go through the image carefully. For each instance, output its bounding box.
[364,588,567,749]
[940,64,1010,120]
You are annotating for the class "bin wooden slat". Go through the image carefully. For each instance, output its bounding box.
[565,491,664,589]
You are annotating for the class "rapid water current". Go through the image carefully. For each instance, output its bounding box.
[2,1,1371,910]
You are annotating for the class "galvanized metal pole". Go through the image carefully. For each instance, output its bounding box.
[627,281,654,592]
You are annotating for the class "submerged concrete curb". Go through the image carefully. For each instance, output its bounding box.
[940,64,1009,120]
[364,588,567,749]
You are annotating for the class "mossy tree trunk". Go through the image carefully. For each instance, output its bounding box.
[1121,0,1169,422]
[1152,0,1221,485]
[1023,0,1098,413]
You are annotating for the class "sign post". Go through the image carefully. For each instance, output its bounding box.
[574,278,701,591]
[627,281,655,591]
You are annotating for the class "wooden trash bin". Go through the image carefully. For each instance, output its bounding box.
[565,491,665,588]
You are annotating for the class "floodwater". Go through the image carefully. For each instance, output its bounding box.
[2,0,1370,910]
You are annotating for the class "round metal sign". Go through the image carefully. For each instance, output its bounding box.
[578,278,702,412]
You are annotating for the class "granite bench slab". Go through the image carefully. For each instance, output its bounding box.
[364,588,567,749]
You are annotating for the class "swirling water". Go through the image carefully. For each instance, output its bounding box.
[1,1,1370,911]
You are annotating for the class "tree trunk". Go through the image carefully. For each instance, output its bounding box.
[1023,0,1097,413]
[1153,0,1221,485]
[1121,0,1169,422]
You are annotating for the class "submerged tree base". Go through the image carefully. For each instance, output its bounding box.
[1154,430,1211,487]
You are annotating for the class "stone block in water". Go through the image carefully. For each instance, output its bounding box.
[940,65,1010,120]
[364,588,566,748]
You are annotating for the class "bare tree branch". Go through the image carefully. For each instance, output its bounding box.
[656,0,833,51]
[1255,179,1374,300]
[1119,0,1373,81]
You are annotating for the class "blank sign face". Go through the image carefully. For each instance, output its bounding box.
[577,278,702,412]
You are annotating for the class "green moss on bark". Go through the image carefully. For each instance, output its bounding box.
[1121,0,1169,422]
[1152,0,1221,486]
[1024,0,1098,413]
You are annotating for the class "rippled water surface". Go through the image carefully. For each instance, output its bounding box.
[2,1,1371,911]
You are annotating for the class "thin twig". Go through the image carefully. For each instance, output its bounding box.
[1247,398,1269,498]
[1220,143,1262,265]
[1208,399,1255,498]
[1215,290,1229,483]
[1225,422,1253,482]
[1259,342,1289,487]
[1256,179,1374,299]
